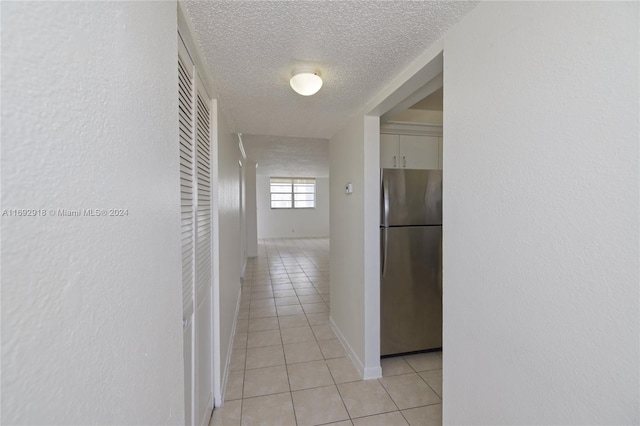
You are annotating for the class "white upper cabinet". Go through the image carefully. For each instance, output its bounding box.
[380,134,400,168]
[401,135,439,169]
[380,132,441,170]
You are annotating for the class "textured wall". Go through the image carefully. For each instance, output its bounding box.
[329,118,366,371]
[245,161,258,257]
[256,176,330,239]
[443,2,639,423]
[215,109,242,392]
[1,2,184,424]
[362,116,382,378]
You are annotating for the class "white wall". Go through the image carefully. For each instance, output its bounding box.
[328,116,381,380]
[239,157,247,278]
[1,2,184,424]
[329,119,367,373]
[245,161,258,257]
[388,109,443,125]
[362,116,382,378]
[332,1,638,423]
[442,2,639,423]
[256,175,330,239]
[215,114,242,401]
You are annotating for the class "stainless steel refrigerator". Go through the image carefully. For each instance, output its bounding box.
[380,168,442,356]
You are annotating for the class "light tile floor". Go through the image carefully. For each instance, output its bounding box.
[210,238,442,426]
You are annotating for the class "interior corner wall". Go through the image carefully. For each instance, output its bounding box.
[442,2,639,424]
[329,117,366,371]
[362,116,381,378]
[245,161,258,257]
[239,159,247,278]
[215,109,242,394]
[1,2,184,424]
[256,175,330,239]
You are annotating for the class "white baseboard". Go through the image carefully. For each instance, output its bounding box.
[329,317,381,380]
[217,285,242,407]
[363,361,382,380]
[257,235,330,240]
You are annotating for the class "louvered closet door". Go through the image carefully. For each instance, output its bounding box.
[178,37,195,426]
[194,74,213,426]
[195,78,212,307]
[179,45,195,324]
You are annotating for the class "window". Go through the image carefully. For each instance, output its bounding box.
[270,177,316,209]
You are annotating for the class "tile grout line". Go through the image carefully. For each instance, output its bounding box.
[223,239,364,426]
[278,308,298,426]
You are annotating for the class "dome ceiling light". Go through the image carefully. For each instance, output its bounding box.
[289,68,323,96]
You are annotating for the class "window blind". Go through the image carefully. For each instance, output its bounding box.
[270,177,316,209]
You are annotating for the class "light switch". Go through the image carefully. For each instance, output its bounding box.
[345,182,353,194]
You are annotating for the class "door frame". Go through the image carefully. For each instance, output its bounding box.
[361,49,444,377]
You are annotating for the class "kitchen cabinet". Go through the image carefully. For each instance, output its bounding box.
[380,133,441,169]
[380,134,401,168]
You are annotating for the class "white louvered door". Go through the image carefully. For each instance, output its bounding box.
[179,31,214,426]
[179,47,195,324]
[178,36,195,426]
[194,74,213,426]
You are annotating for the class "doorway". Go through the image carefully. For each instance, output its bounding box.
[364,50,444,394]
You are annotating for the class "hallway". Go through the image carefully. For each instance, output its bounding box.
[211,238,442,426]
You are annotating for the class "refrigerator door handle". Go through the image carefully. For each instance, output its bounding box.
[382,176,390,228]
[381,227,389,277]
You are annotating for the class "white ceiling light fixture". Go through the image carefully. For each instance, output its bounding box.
[290,68,323,96]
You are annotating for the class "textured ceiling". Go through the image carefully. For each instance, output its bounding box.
[183,0,477,176]
[241,134,329,177]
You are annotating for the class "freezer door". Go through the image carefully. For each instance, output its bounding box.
[381,226,442,356]
[381,169,442,227]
